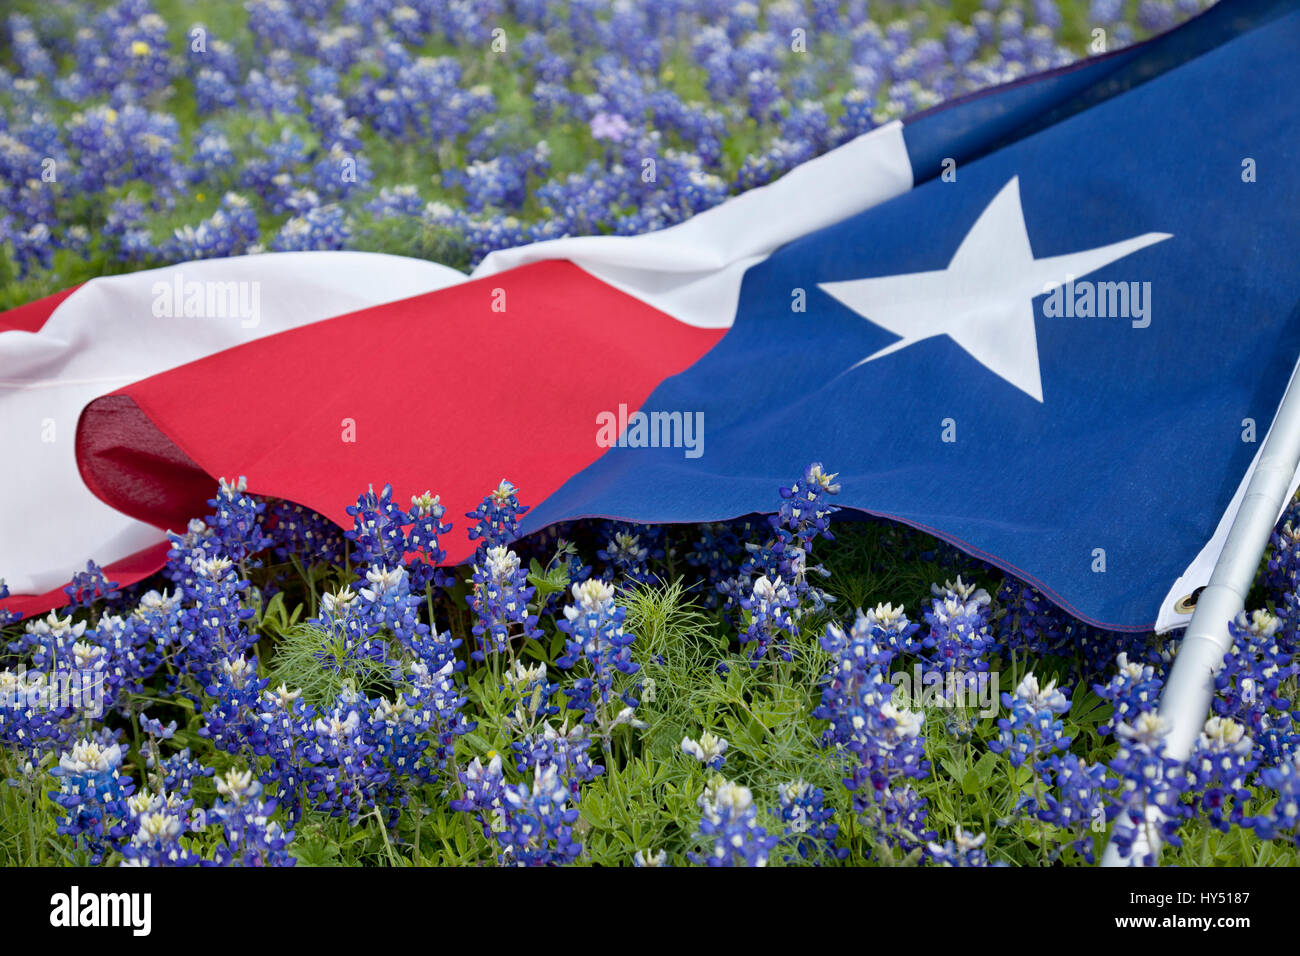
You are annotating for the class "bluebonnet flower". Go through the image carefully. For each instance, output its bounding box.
[243,67,301,116]
[300,698,388,825]
[119,798,199,867]
[450,752,507,838]
[496,764,582,866]
[175,555,258,684]
[49,736,135,864]
[311,143,372,200]
[1248,751,1300,847]
[814,608,933,853]
[205,476,271,565]
[633,848,668,866]
[209,768,296,867]
[365,184,426,219]
[8,16,55,80]
[923,577,994,690]
[736,464,840,622]
[1032,754,1117,863]
[691,776,778,867]
[1107,712,1193,866]
[778,779,847,862]
[357,564,440,663]
[0,579,20,628]
[0,664,77,765]
[994,577,1069,658]
[345,483,408,569]
[467,546,540,662]
[590,111,632,142]
[270,203,350,251]
[502,660,562,731]
[199,654,268,755]
[555,579,639,731]
[194,67,239,112]
[308,584,387,672]
[681,730,729,770]
[1187,716,1256,833]
[404,491,452,592]
[738,574,798,664]
[406,658,475,778]
[1094,652,1163,736]
[63,561,119,611]
[596,523,664,585]
[989,673,1073,767]
[246,683,311,819]
[686,519,761,609]
[512,719,605,793]
[1265,518,1300,596]
[1212,610,1297,763]
[239,130,309,209]
[466,479,530,552]
[927,827,996,867]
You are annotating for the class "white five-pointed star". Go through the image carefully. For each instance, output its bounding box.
[817,176,1171,402]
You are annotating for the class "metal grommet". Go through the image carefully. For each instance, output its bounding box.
[1173,586,1205,615]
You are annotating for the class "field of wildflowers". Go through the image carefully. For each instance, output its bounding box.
[4,0,1298,870]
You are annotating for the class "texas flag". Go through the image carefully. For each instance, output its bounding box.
[2,0,1297,632]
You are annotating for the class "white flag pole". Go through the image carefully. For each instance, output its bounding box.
[1101,371,1300,866]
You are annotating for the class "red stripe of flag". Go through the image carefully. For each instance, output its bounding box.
[73,260,725,575]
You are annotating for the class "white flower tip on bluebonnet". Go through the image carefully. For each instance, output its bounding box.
[264,683,302,710]
[934,575,990,605]
[879,700,924,740]
[315,707,361,741]
[59,739,123,774]
[566,578,616,616]
[805,462,840,494]
[1236,609,1280,638]
[681,730,729,765]
[1199,716,1250,754]
[26,610,88,640]
[751,574,791,606]
[127,790,160,817]
[866,601,907,630]
[193,554,236,581]
[134,589,179,618]
[71,640,105,670]
[321,584,358,615]
[1117,711,1170,747]
[216,766,258,802]
[633,848,667,867]
[216,475,248,496]
[490,479,518,502]
[505,659,547,689]
[1113,652,1150,681]
[1012,672,1069,713]
[221,654,255,685]
[410,490,443,517]
[777,779,810,805]
[133,811,183,844]
[484,545,521,581]
[361,564,407,600]
[711,780,754,821]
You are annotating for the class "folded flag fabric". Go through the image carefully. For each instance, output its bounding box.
[2,0,1297,632]
[0,253,466,616]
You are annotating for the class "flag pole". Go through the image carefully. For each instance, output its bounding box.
[1100,371,1300,866]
